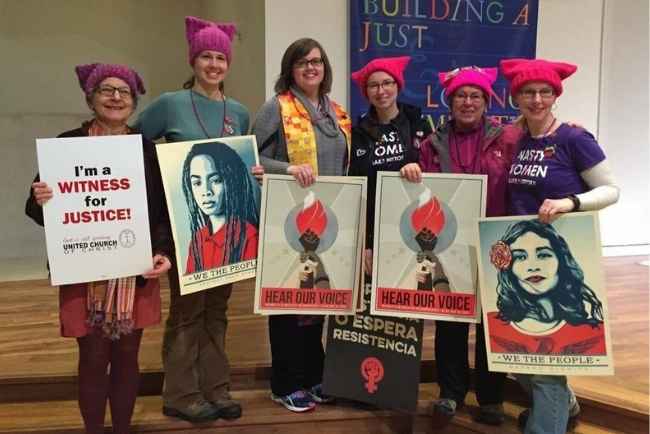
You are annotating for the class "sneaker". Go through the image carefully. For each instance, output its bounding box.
[271,390,316,413]
[306,384,335,404]
[211,398,242,420]
[162,399,220,423]
[473,403,505,426]
[431,398,458,428]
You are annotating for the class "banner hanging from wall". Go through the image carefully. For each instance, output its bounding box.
[349,0,539,127]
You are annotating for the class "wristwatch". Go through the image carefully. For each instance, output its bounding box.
[568,194,581,212]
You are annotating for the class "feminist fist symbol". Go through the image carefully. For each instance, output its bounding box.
[360,357,384,394]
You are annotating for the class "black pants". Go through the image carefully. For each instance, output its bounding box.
[268,315,325,396]
[435,320,506,406]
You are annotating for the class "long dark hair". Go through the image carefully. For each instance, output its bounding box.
[274,38,333,95]
[181,142,258,270]
[495,220,603,326]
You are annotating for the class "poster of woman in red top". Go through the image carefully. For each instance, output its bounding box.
[157,136,260,295]
[478,214,614,375]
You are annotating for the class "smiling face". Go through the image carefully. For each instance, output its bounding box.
[515,81,557,124]
[450,85,486,129]
[190,154,225,217]
[510,231,560,295]
[90,77,134,126]
[193,50,229,90]
[291,47,324,95]
[366,70,398,112]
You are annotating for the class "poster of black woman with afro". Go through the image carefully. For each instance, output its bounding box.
[477,212,614,375]
[157,136,260,295]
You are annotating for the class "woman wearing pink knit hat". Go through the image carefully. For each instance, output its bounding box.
[26,63,172,434]
[349,56,432,278]
[134,16,263,423]
[416,65,522,427]
[498,57,619,434]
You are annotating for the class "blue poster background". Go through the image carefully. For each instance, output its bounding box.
[350,0,539,128]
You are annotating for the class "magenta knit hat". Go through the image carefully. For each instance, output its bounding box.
[438,66,498,100]
[75,63,146,96]
[351,56,411,98]
[500,58,577,97]
[185,16,236,65]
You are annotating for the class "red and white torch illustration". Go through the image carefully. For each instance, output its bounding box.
[410,189,449,291]
[295,192,330,289]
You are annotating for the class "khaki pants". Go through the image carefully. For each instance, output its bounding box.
[162,265,232,408]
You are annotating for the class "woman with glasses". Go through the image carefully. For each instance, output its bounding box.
[252,37,351,412]
[348,56,432,277]
[26,63,172,434]
[133,16,262,423]
[500,57,618,434]
[414,66,522,427]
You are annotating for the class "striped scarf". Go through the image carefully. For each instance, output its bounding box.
[85,120,137,339]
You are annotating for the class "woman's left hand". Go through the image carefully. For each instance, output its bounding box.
[142,254,172,279]
[251,165,265,185]
[538,198,573,224]
[400,163,422,183]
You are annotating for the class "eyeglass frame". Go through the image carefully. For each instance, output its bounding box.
[452,91,485,103]
[293,57,324,69]
[366,79,398,93]
[96,85,133,98]
[519,87,556,100]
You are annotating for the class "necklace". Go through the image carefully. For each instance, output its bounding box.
[190,90,229,138]
[529,116,556,138]
[449,122,483,174]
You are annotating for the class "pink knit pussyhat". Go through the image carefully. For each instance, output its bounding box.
[500,58,577,97]
[438,66,498,100]
[75,63,146,96]
[351,56,411,98]
[185,16,237,65]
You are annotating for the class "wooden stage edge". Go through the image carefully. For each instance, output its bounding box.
[0,256,648,417]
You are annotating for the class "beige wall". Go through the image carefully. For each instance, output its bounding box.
[0,0,265,280]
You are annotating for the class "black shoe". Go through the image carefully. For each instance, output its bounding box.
[162,400,220,423]
[473,404,505,426]
[212,398,242,420]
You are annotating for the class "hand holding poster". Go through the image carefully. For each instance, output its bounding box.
[156,136,261,295]
[254,175,366,315]
[371,172,486,322]
[36,135,152,285]
[477,213,614,375]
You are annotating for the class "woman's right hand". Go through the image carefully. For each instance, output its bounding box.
[287,164,315,188]
[32,182,53,206]
[400,163,422,183]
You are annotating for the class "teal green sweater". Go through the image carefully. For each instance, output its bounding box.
[134,89,250,142]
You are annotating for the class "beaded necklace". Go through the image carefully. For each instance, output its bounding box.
[190,90,231,138]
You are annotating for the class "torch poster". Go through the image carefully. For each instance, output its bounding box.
[477,213,614,376]
[371,172,486,322]
[254,175,366,315]
[323,282,423,412]
[36,135,152,285]
[156,136,260,295]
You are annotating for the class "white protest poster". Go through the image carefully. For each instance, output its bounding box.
[254,175,366,315]
[371,172,487,322]
[477,213,614,375]
[156,136,260,295]
[36,135,152,285]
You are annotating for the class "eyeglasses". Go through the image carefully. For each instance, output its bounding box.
[366,80,397,92]
[294,57,324,69]
[97,85,132,98]
[453,92,484,103]
[519,88,555,100]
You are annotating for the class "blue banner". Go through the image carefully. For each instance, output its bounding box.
[350,0,539,127]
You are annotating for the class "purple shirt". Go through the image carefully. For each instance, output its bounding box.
[507,124,605,215]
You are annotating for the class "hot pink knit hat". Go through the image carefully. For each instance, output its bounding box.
[351,56,411,98]
[500,58,577,97]
[75,63,146,96]
[439,66,498,100]
[185,16,236,65]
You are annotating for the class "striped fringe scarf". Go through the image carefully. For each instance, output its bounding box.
[85,119,136,339]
